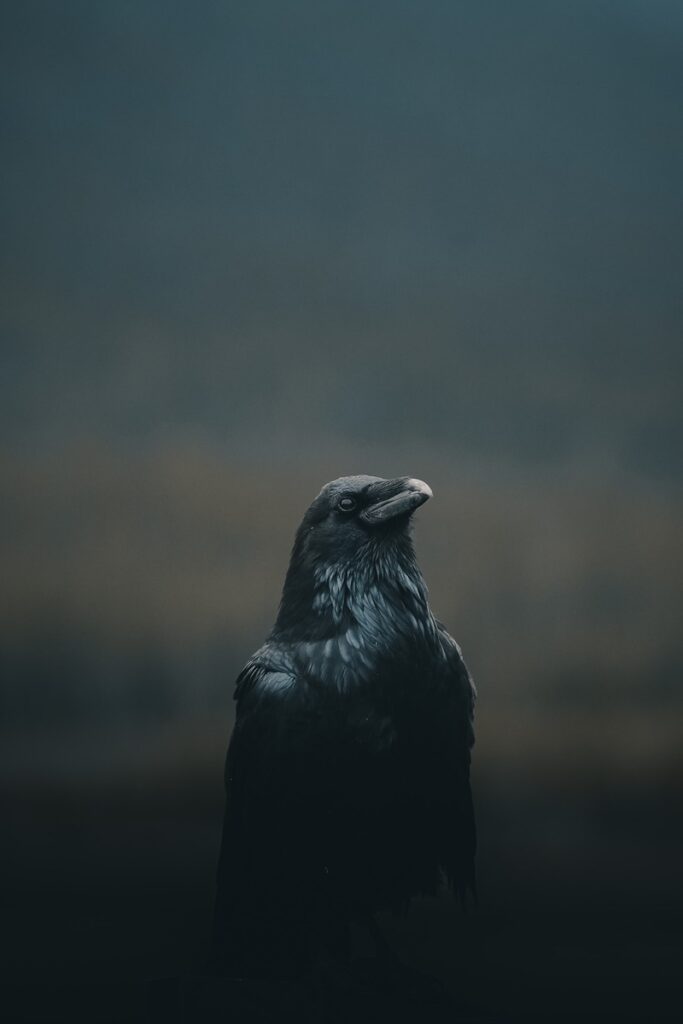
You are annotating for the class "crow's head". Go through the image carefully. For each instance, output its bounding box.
[274,476,432,638]
[300,474,432,554]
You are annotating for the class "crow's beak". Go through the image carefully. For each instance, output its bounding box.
[361,477,433,524]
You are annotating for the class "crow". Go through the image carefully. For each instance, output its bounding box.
[211,475,476,980]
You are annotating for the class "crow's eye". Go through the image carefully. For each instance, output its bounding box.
[338,496,356,513]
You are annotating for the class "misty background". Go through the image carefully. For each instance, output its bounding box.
[1,2,682,1021]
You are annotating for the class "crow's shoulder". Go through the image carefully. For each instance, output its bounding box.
[435,623,476,743]
[233,643,298,705]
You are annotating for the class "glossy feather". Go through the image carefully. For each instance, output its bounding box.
[211,476,476,977]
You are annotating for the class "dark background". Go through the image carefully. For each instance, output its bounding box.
[1,2,681,1020]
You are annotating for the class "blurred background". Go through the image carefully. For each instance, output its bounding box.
[1,2,681,1020]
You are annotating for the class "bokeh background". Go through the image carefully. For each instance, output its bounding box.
[1,2,682,1020]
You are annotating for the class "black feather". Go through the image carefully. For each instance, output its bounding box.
[211,475,476,977]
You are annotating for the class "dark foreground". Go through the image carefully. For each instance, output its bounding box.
[2,723,681,1023]
[3,864,679,1023]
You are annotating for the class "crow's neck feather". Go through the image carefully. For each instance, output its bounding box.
[272,532,439,686]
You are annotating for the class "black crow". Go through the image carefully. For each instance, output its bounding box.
[211,475,476,979]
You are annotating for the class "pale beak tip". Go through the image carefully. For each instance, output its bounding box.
[406,478,433,500]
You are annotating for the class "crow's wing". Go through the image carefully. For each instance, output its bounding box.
[211,654,326,974]
[434,627,477,901]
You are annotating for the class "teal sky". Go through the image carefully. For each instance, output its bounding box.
[2,1,681,479]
